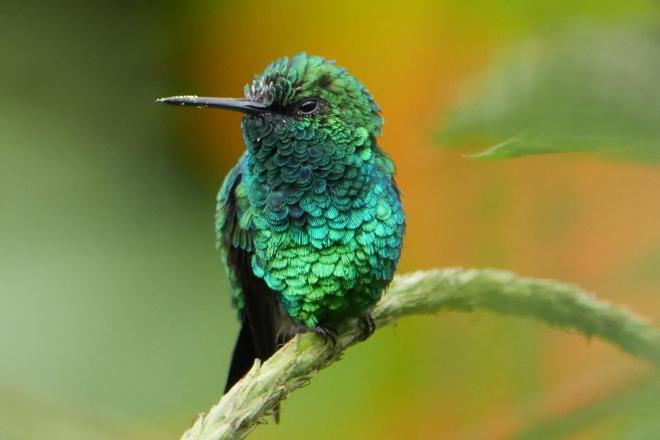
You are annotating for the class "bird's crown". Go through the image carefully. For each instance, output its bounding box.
[244,53,383,134]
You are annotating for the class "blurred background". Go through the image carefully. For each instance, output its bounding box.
[2,1,659,439]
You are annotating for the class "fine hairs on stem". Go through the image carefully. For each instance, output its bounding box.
[181,268,660,440]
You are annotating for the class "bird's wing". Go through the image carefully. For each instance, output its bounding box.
[216,158,282,392]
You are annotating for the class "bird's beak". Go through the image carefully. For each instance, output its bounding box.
[156,95,268,114]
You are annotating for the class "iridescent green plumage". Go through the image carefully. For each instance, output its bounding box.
[217,54,404,328]
[160,53,404,394]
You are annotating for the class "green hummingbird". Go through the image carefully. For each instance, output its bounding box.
[158,53,405,393]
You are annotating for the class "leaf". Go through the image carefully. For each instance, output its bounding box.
[437,25,660,162]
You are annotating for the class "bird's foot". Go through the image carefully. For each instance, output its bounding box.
[276,324,306,348]
[313,325,338,347]
[358,313,376,341]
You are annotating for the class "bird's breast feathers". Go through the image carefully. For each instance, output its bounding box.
[221,164,403,326]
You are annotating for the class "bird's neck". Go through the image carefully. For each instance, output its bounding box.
[241,135,390,214]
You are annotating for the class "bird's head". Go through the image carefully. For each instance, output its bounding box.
[158,54,383,160]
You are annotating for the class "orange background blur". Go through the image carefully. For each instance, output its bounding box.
[2,1,659,439]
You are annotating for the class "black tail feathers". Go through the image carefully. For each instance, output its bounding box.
[224,320,282,422]
[225,321,258,393]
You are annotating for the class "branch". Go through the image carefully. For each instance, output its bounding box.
[181,268,660,440]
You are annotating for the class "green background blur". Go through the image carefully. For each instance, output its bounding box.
[2,1,659,439]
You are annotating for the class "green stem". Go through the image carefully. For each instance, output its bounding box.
[181,268,660,440]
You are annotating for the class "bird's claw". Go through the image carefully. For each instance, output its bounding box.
[358,313,376,340]
[313,325,338,347]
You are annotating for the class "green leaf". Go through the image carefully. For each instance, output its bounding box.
[437,25,660,162]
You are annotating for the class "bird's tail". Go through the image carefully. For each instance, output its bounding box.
[224,318,282,422]
[224,320,257,393]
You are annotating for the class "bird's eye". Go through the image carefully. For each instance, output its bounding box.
[298,99,319,115]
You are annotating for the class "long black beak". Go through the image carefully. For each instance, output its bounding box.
[156,95,268,114]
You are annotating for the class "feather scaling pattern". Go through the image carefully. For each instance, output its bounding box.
[213,54,405,390]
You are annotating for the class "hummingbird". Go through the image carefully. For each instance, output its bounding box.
[158,53,405,395]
